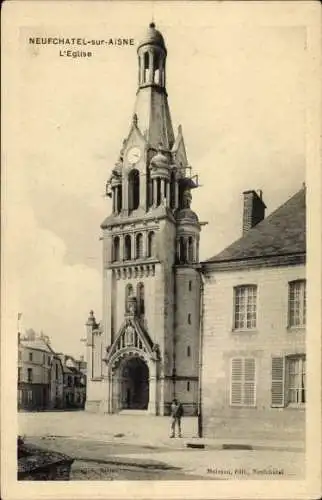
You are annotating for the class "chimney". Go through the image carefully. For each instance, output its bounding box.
[242,190,266,235]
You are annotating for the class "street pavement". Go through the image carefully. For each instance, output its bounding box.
[19,411,305,480]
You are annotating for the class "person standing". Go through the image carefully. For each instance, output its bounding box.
[170,398,184,438]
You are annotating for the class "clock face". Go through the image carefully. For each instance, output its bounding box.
[127,146,141,164]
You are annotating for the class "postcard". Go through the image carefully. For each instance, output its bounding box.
[1,1,321,499]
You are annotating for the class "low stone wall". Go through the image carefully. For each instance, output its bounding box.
[202,408,305,442]
[18,440,74,481]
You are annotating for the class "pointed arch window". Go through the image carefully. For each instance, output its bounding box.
[136,233,144,259]
[125,284,134,313]
[113,236,120,262]
[124,234,132,260]
[128,169,140,211]
[137,282,145,316]
[148,231,156,257]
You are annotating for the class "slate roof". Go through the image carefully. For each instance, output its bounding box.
[20,338,54,353]
[205,187,306,263]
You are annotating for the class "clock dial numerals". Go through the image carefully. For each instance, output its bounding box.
[127,146,141,164]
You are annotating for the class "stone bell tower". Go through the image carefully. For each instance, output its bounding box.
[85,23,203,416]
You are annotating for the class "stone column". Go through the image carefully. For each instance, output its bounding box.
[159,179,163,204]
[176,239,180,262]
[118,234,122,261]
[149,50,154,83]
[166,180,170,207]
[175,181,179,209]
[153,179,158,207]
[112,187,115,213]
[112,373,121,413]
[143,231,148,258]
[113,186,119,213]
[148,362,157,415]
[131,234,135,260]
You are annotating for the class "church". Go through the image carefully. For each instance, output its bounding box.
[85,23,204,416]
[85,23,306,435]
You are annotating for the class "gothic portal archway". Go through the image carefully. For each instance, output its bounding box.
[120,357,149,410]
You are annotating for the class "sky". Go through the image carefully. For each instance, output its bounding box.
[4,2,309,357]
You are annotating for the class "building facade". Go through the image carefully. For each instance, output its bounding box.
[85,23,203,415]
[18,331,64,411]
[18,331,86,411]
[58,355,87,409]
[201,188,306,437]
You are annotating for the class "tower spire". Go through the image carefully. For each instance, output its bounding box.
[133,23,174,149]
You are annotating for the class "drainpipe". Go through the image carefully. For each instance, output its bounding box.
[198,271,205,438]
[172,265,177,401]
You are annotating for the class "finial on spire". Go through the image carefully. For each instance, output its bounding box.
[149,21,156,29]
[87,310,96,326]
[132,113,138,126]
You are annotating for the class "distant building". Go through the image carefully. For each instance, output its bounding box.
[58,355,87,409]
[18,332,86,411]
[201,187,306,437]
[18,331,64,411]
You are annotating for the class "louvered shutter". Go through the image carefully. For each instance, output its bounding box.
[271,357,285,407]
[231,358,243,405]
[244,358,256,406]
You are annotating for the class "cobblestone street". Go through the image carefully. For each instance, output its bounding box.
[19,411,305,480]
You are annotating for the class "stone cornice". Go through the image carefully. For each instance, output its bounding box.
[202,252,306,272]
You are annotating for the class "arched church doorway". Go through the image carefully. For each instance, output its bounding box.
[120,357,149,410]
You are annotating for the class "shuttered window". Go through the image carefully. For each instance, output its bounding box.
[271,357,285,407]
[230,358,256,407]
[271,355,306,407]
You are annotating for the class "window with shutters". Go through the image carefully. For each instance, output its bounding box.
[271,355,306,408]
[230,358,256,407]
[288,356,306,405]
[233,285,257,330]
[288,280,306,328]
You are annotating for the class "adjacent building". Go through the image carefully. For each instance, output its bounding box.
[18,331,86,411]
[18,331,64,411]
[58,355,87,409]
[201,187,306,438]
